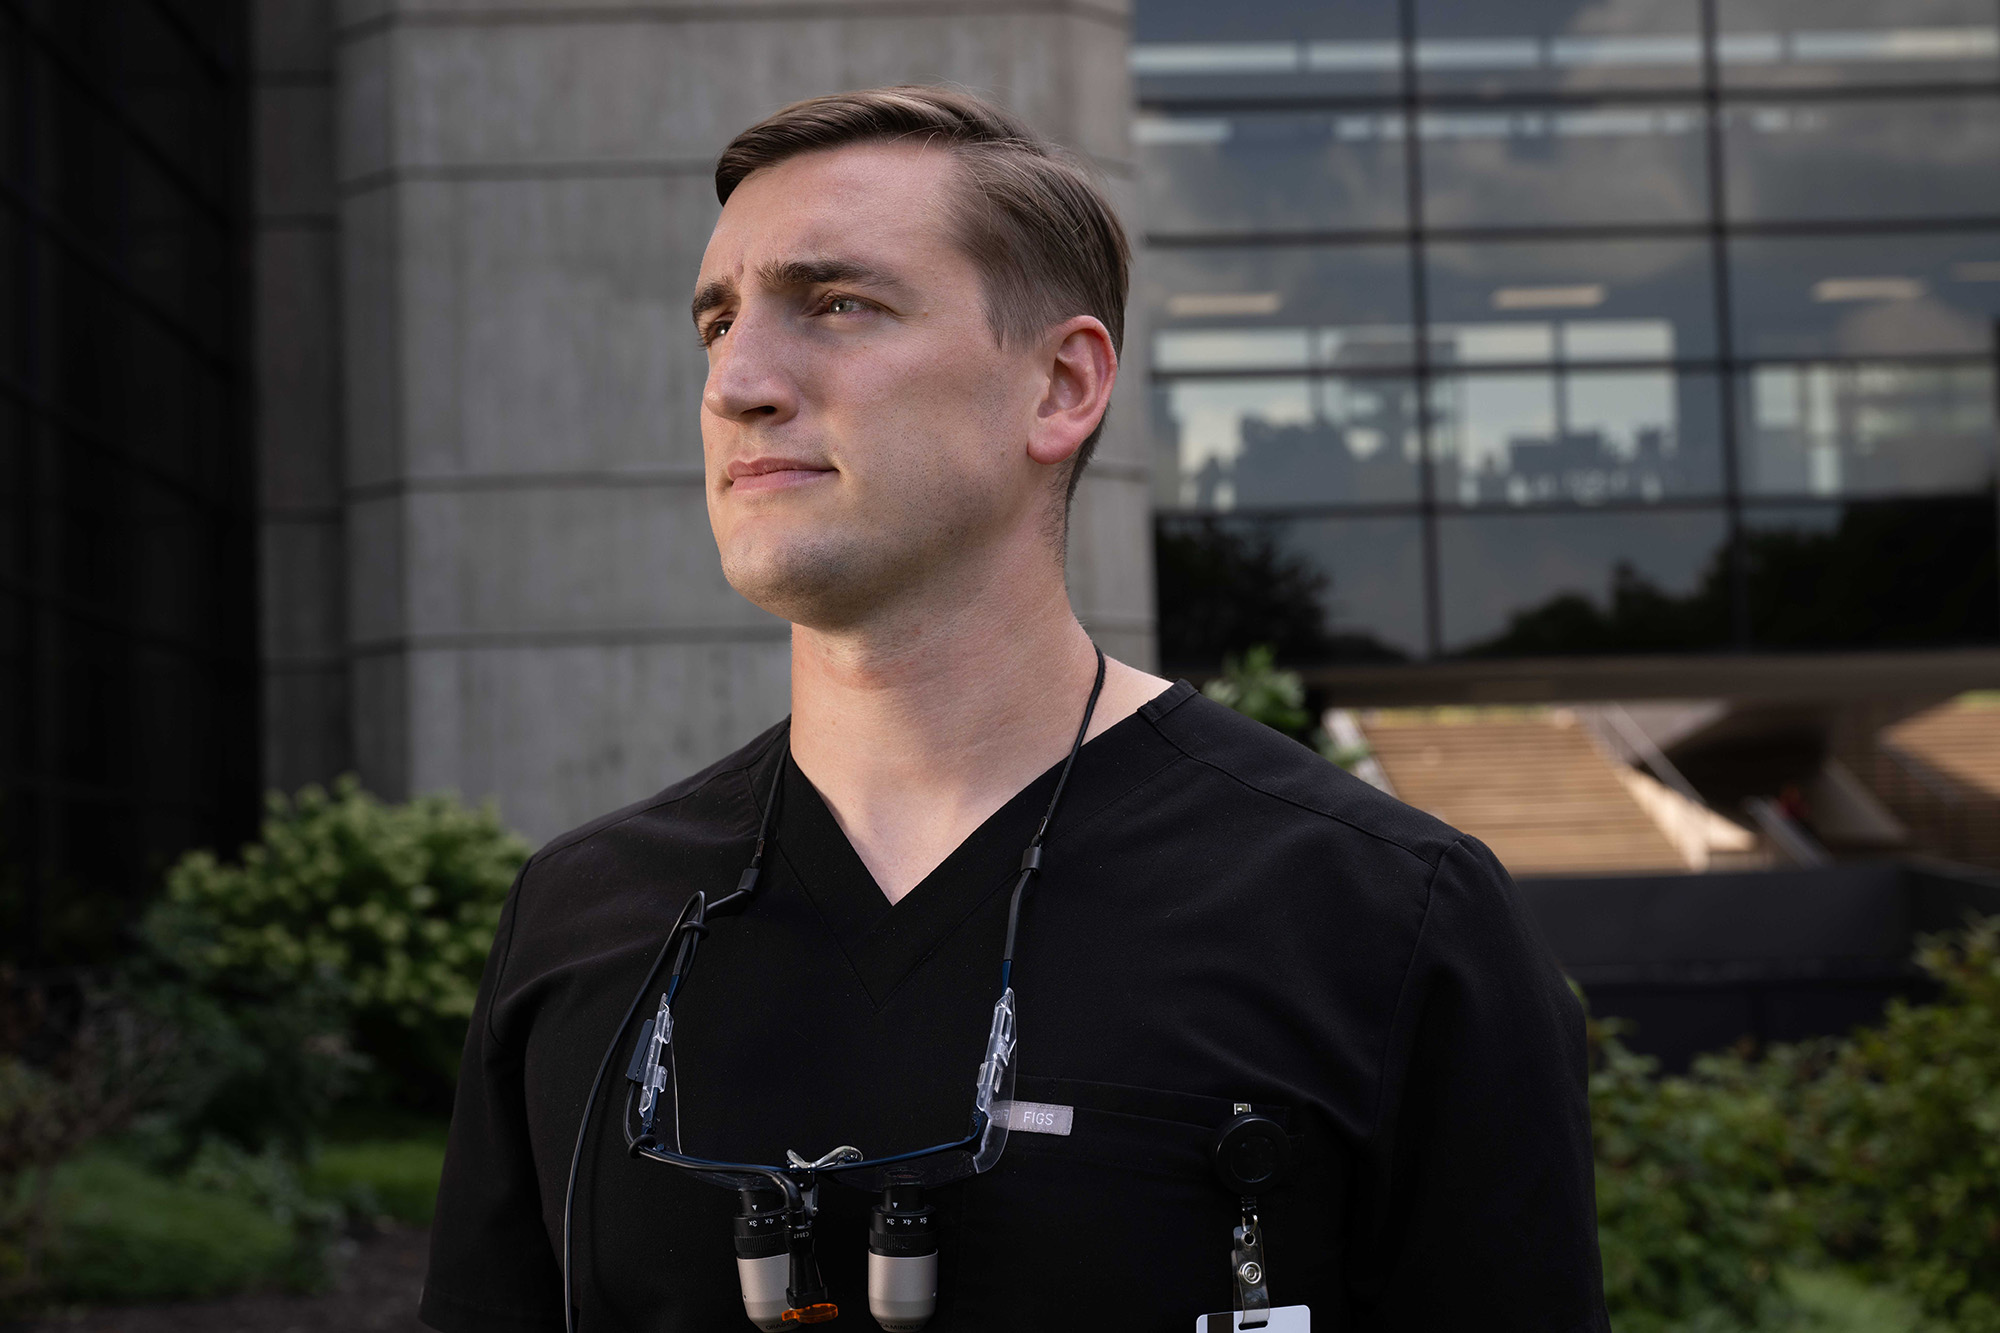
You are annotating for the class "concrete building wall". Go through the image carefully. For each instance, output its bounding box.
[316,1,1150,840]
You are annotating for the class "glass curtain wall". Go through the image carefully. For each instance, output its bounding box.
[1139,0,2000,671]
[1,1,257,963]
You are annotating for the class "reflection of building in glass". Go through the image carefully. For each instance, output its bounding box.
[1745,362,1998,496]
[1138,0,2000,672]
[1440,422,1680,508]
[1172,379,1421,509]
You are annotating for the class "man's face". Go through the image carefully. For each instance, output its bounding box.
[693,143,1049,629]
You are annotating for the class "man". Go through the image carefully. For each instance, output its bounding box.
[422,87,1607,1333]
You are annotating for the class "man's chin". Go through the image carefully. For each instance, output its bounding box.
[719,540,884,629]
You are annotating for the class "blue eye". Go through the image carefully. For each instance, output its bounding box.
[826,296,865,314]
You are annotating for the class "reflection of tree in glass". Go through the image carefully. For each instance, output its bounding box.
[1156,518,1411,669]
[1459,498,1999,656]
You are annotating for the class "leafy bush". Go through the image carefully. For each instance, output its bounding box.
[0,977,178,1310]
[1203,644,1312,736]
[305,1134,447,1227]
[1587,914,2000,1332]
[1801,916,2000,1330]
[1589,1016,1811,1331]
[40,1152,310,1303]
[141,776,529,1143]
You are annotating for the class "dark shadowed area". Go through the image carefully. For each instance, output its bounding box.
[17,1229,428,1333]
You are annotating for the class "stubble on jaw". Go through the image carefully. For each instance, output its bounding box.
[715,448,1013,634]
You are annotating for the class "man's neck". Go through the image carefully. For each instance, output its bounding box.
[788,576,1167,905]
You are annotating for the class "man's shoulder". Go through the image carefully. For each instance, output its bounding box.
[524,719,786,872]
[1143,686,1466,875]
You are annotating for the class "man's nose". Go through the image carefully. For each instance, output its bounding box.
[702,312,799,426]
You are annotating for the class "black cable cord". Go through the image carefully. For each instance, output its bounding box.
[561,733,788,1333]
[1001,645,1107,983]
[561,897,693,1333]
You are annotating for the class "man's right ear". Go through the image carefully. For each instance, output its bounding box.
[1025,316,1118,469]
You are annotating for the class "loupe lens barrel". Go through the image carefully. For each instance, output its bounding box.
[867,1251,936,1331]
[868,1186,937,1330]
[734,1189,790,1332]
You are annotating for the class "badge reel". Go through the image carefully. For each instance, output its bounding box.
[1196,1106,1309,1333]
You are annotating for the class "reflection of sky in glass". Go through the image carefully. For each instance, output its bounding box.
[1742,363,1998,497]
[1426,238,1717,361]
[1133,0,1402,96]
[1420,106,1708,226]
[1154,327,1419,371]
[1144,245,1416,365]
[1720,0,2000,84]
[1723,99,2000,221]
[1730,231,2000,357]
[1166,379,1313,478]
[1433,320,1676,365]
[1132,27,1997,81]
[1139,113,1409,233]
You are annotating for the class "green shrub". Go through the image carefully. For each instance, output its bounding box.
[304,1135,446,1226]
[0,979,180,1311]
[40,1152,308,1303]
[1802,916,2000,1330]
[1590,1018,1811,1332]
[1203,644,1312,737]
[141,776,529,1140]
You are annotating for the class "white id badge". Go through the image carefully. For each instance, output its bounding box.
[1197,1306,1311,1332]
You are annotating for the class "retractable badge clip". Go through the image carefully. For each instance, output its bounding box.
[1197,1105,1310,1333]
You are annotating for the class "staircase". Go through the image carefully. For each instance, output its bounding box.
[1856,697,2000,871]
[1361,711,1691,877]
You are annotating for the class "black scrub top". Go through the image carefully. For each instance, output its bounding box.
[421,683,1609,1333]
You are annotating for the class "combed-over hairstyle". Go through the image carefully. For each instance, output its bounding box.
[715,86,1131,505]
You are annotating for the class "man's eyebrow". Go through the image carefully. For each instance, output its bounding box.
[758,257,909,297]
[690,258,908,327]
[691,279,734,324]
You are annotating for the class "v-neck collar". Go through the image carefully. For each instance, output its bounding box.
[767,681,1195,1008]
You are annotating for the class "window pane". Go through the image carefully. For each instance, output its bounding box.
[1146,245,1415,373]
[1140,112,1409,235]
[1416,0,1704,94]
[1133,0,1403,99]
[1730,231,2000,358]
[1723,97,2000,222]
[1745,498,2000,646]
[1426,237,1716,365]
[1440,510,1733,655]
[1431,369,1725,506]
[1156,514,1425,669]
[1719,0,2000,88]
[1738,361,1998,497]
[1420,106,1709,227]
[1153,376,1424,508]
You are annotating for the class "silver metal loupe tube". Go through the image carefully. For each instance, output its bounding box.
[733,1189,791,1331]
[867,1185,938,1330]
[736,1253,791,1332]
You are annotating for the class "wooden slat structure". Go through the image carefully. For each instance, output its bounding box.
[1886,697,2000,798]
[1868,696,2000,870]
[1362,711,1690,877]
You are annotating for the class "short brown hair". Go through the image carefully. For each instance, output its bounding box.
[715,86,1131,506]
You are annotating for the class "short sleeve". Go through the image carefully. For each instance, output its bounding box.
[421,869,566,1333]
[1350,836,1610,1332]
